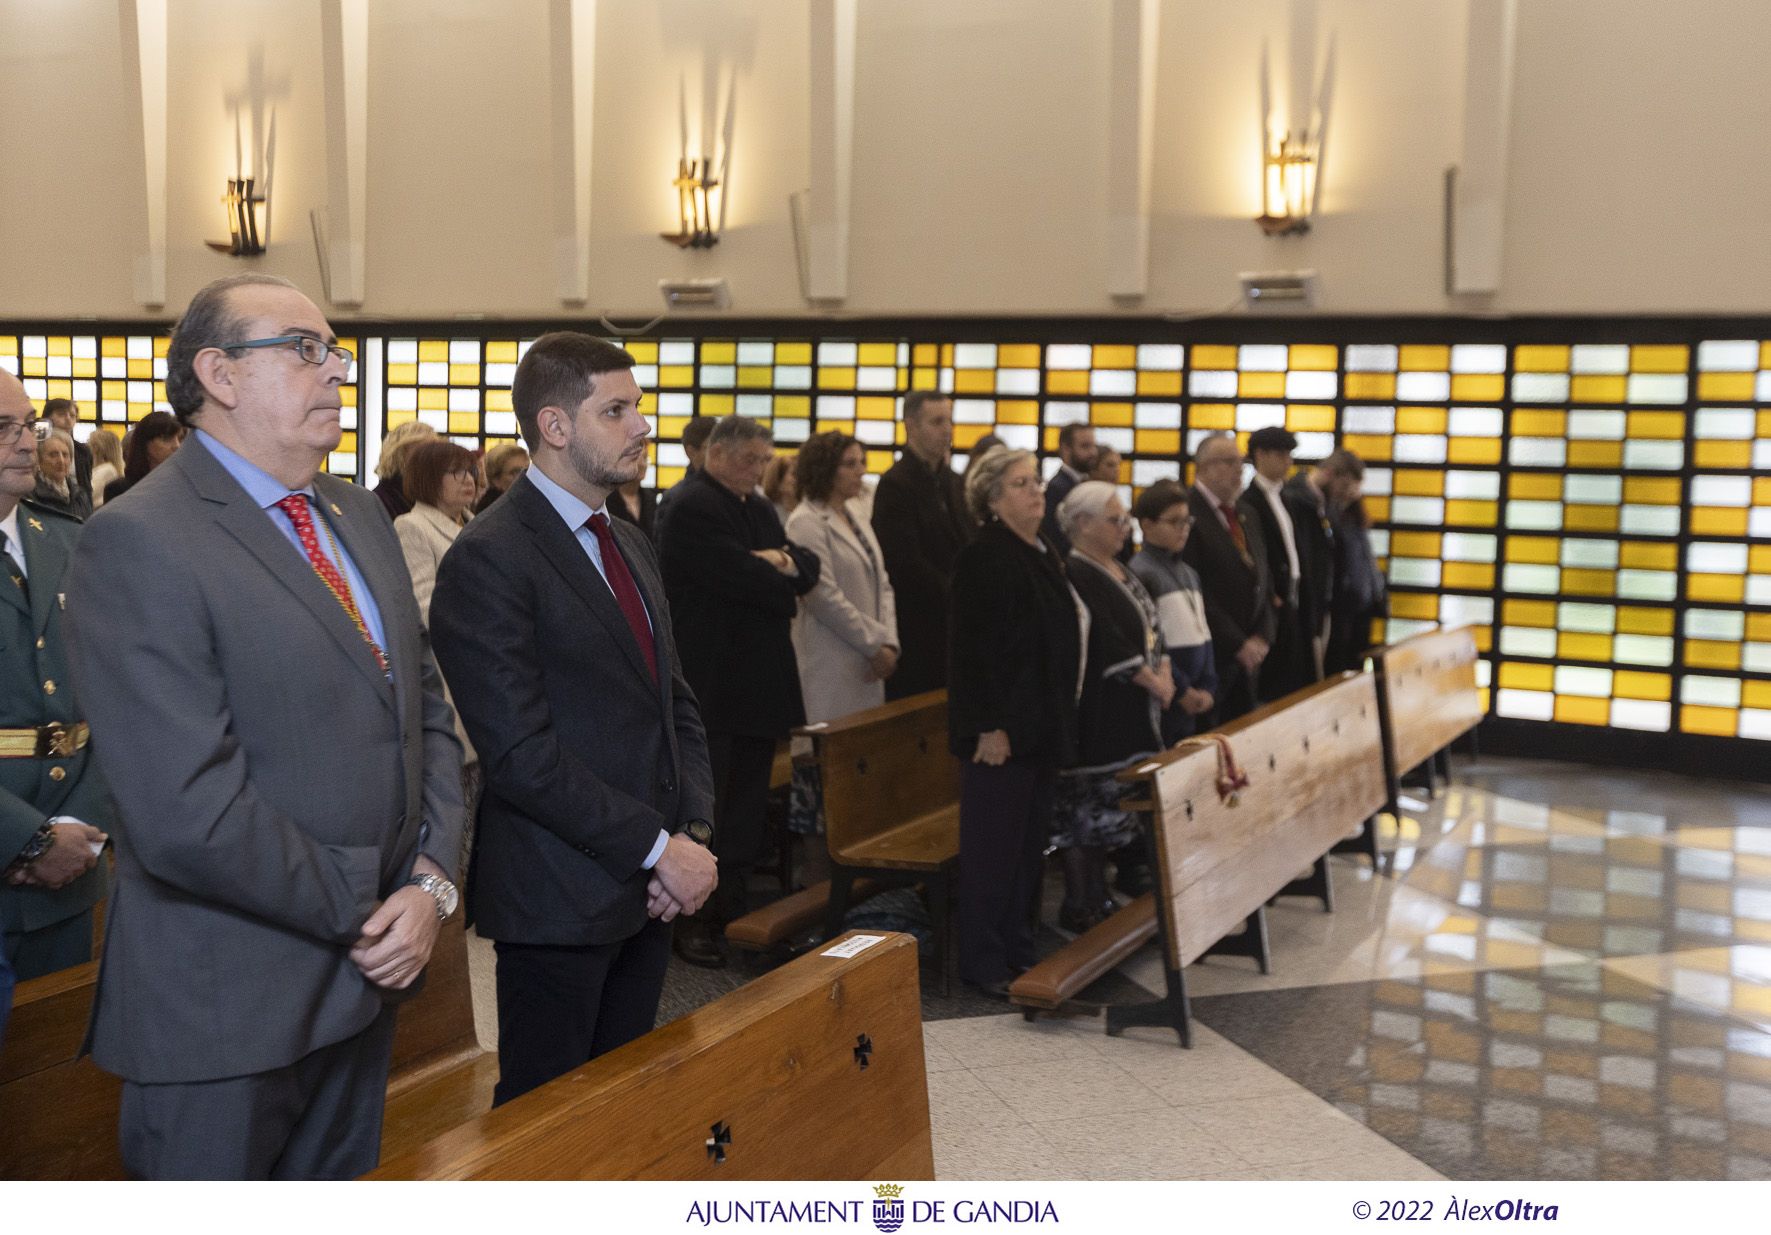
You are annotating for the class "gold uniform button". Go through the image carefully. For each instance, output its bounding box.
[49,766,66,781]
[35,637,45,649]
[43,680,56,695]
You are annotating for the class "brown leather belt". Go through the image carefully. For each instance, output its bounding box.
[0,722,90,759]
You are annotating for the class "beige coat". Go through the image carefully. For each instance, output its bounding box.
[786,498,899,725]
[396,501,475,761]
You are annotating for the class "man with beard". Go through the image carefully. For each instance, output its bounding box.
[431,332,717,1104]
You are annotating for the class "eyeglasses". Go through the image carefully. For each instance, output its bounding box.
[1100,512,1132,529]
[0,418,46,446]
[221,335,356,368]
[1157,513,1196,528]
[1003,475,1045,491]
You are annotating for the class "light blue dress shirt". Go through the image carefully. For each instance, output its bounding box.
[194,429,390,660]
[523,465,669,870]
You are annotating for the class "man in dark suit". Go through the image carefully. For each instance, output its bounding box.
[871,393,974,699]
[659,415,819,966]
[1181,432,1276,725]
[1039,422,1099,554]
[42,399,92,503]
[1283,452,1343,680]
[651,413,714,546]
[1240,426,1318,701]
[431,332,718,1106]
[1,371,111,983]
[64,273,465,1179]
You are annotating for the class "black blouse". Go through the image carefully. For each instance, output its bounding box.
[1065,552,1163,771]
[946,521,1082,765]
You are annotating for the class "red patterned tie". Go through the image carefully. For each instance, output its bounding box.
[1220,501,1249,555]
[273,494,390,678]
[586,512,657,681]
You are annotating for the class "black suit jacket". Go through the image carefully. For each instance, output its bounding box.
[1282,473,1334,639]
[870,450,975,698]
[608,484,657,539]
[430,474,715,946]
[1181,486,1276,659]
[1040,464,1083,555]
[658,468,819,738]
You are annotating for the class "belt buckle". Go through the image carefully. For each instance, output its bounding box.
[40,722,76,758]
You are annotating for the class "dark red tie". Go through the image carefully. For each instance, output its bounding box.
[1220,502,1248,554]
[587,512,657,681]
[274,494,390,678]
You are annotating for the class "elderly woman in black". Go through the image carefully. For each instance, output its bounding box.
[1053,480,1175,931]
[948,447,1083,995]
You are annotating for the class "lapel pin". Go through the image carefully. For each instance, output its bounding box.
[27,518,43,533]
[57,593,66,610]
[329,503,343,516]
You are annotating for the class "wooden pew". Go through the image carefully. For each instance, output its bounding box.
[370,931,932,1179]
[1010,671,1389,1046]
[1335,624,1483,865]
[0,913,495,1180]
[725,876,886,957]
[736,694,956,992]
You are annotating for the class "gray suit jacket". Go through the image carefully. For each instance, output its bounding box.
[63,437,464,1084]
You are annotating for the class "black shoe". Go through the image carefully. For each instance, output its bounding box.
[1113,863,1155,897]
[1058,903,1105,934]
[673,922,728,969]
[964,977,1013,1000]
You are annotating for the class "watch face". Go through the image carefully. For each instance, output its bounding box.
[688,820,713,845]
[439,882,460,918]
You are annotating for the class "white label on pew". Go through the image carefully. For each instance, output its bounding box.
[821,933,888,958]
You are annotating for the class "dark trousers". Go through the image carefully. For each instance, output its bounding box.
[491,918,670,1107]
[706,731,777,925]
[1258,602,1317,702]
[957,759,1053,986]
[2,906,94,982]
[1211,651,1258,727]
[1325,608,1380,675]
[118,1006,397,1180]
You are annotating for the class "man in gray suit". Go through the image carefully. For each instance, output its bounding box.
[64,274,465,1179]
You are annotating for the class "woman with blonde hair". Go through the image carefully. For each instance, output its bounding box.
[87,428,123,508]
[373,419,438,521]
[33,430,92,519]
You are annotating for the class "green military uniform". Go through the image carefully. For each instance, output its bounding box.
[1,497,111,980]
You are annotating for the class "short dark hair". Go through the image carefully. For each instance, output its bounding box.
[1057,422,1094,451]
[681,414,716,453]
[795,431,861,503]
[902,391,951,422]
[1247,425,1299,456]
[510,332,636,451]
[166,273,300,426]
[707,415,772,451]
[1132,479,1189,522]
[402,439,478,508]
[1318,448,1365,480]
[42,398,76,421]
[123,411,183,483]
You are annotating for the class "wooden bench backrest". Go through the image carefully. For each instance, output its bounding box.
[1123,672,1389,971]
[0,913,480,1180]
[370,932,933,1180]
[1374,625,1483,778]
[802,691,959,862]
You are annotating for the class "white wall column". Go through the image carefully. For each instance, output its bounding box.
[806,0,857,302]
[1106,0,1160,300]
[1450,0,1519,294]
[319,0,369,306]
[118,0,168,308]
[549,0,598,304]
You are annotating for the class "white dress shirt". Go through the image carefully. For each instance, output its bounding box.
[1251,472,1301,604]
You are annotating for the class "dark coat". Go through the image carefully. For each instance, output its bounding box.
[1283,472,1335,641]
[607,484,657,539]
[30,476,91,521]
[1241,482,1317,700]
[374,478,412,522]
[430,474,715,946]
[1040,464,1084,555]
[946,522,1081,766]
[1065,553,1162,770]
[870,450,975,698]
[72,439,93,499]
[1181,486,1275,721]
[659,468,819,738]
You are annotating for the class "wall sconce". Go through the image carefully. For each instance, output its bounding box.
[662,73,735,250]
[208,177,268,256]
[1254,36,1334,237]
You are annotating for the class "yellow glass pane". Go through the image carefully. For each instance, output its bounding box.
[1511,410,1566,436]
[46,337,71,356]
[1570,375,1626,403]
[127,359,153,379]
[1680,705,1737,737]
[866,449,895,473]
[1691,507,1749,537]
[1447,438,1502,465]
[1695,440,1753,469]
[1506,536,1558,564]
[1092,344,1135,368]
[1396,407,1447,434]
[487,341,520,363]
[1390,531,1442,557]
[1443,562,1494,590]
[385,409,417,428]
[1390,593,1439,620]
[1091,402,1134,427]
[1622,477,1681,505]
[1238,372,1286,398]
[1398,345,1450,371]
[857,342,897,366]
[71,359,96,379]
[447,411,480,434]
[910,369,939,390]
[1614,671,1672,702]
[1499,662,1554,691]
[1515,345,1570,372]
[1473,628,1494,654]
[1557,632,1613,662]
[658,415,691,438]
[1364,496,1391,522]
[1689,573,1746,603]
[994,400,1038,425]
[1047,370,1089,395]
[1190,403,1235,430]
[1286,404,1335,432]
[999,344,1040,368]
[1339,434,1391,461]
[1630,344,1688,373]
[776,395,811,417]
[387,364,418,386]
[769,342,809,365]
[1698,371,1755,401]
[1191,344,1238,370]
[1618,542,1677,570]
[1136,429,1182,454]
[1685,640,1742,671]
[1509,473,1562,500]
[1746,679,1771,709]
[1394,470,1443,496]
[1626,411,1684,440]
[1561,567,1615,595]
[101,381,124,399]
[1555,697,1611,727]
[1344,373,1396,400]
[1566,440,1623,468]
[817,368,857,391]
[1504,599,1557,626]
[417,340,448,362]
[1137,371,1182,396]
[448,364,479,385]
[910,343,937,366]
[731,366,771,389]
[1450,373,1505,402]
[100,337,125,357]
[1446,500,1500,526]
[953,370,994,394]
[699,341,736,364]
[486,389,513,413]
[1616,607,1674,636]
[953,424,995,449]
[699,393,735,415]
[1562,505,1619,533]
[656,364,696,387]
[417,388,447,411]
[1289,344,1337,371]
[855,397,895,420]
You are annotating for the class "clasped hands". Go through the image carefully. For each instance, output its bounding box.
[5,820,107,890]
[645,832,719,923]
[350,854,448,991]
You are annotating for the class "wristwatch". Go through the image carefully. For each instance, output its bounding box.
[406,872,460,922]
[683,819,714,848]
[7,821,55,873]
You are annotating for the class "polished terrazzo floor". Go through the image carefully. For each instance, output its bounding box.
[463,755,1771,1179]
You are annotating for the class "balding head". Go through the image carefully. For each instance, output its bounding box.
[1192,431,1244,504]
[0,369,41,509]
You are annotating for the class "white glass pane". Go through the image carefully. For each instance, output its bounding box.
[735,393,773,417]
[1571,344,1628,374]
[1619,505,1681,536]
[1443,533,1497,562]
[656,392,694,415]
[1686,609,1745,639]
[1444,472,1500,500]
[417,362,447,385]
[1296,431,1335,458]
[1363,467,1394,496]
[1616,570,1678,601]
[700,365,735,388]
[660,340,697,365]
[1558,603,1616,634]
[1512,373,1571,402]
[1613,634,1673,666]
[1345,344,1398,372]
[1239,344,1288,371]
[1692,475,1751,505]
[1744,644,1771,674]
[997,369,1040,395]
[853,420,894,445]
[1134,402,1181,429]
[1561,539,1619,569]
[1343,405,1395,434]
[1739,710,1771,740]
[1500,627,1558,658]
[1623,440,1684,470]
[1510,438,1567,466]
[485,411,518,435]
[1698,340,1758,371]
[1286,371,1337,400]
[1506,501,1564,530]
[1690,542,1749,573]
[1628,374,1687,404]
[1567,410,1626,439]
[1090,369,1136,396]
[816,395,855,419]
[1138,344,1184,370]
[1451,344,1506,373]
[1396,372,1451,401]
[1131,458,1180,486]
[1235,403,1287,431]
[448,339,479,363]
[1449,407,1503,437]
[1682,676,1742,708]
[996,424,1039,450]
[1556,666,1613,697]
[1694,407,1754,439]
[387,339,418,364]
[773,419,810,443]
[1439,595,1494,625]
[1611,699,1670,731]
[1502,564,1560,593]
[1390,558,1442,586]
[1565,475,1622,504]
[1389,496,1445,524]
[1189,370,1238,398]
[775,366,812,388]
[736,341,774,365]
[1045,401,1089,425]
[1047,343,1091,370]
[856,366,896,391]
[447,387,478,412]
[1497,689,1555,721]
[1394,435,1448,463]
[953,343,996,369]
[950,399,995,424]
